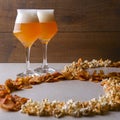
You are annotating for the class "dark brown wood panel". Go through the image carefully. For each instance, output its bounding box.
[0,0,120,63]
[0,33,17,62]
[0,32,119,63]
[0,0,120,32]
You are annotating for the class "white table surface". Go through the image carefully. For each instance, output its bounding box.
[0,63,120,120]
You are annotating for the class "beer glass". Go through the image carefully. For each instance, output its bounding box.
[34,9,58,74]
[13,9,40,77]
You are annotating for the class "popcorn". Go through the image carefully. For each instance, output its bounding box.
[63,58,112,72]
[0,58,119,118]
[21,72,120,118]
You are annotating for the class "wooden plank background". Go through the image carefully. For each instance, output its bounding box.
[0,0,120,63]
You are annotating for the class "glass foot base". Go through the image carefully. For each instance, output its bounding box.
[17,69,39,77]
[34,67,56,75]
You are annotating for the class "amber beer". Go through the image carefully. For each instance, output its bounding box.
[13,9,41,48]
[13,23,41,47]
[39,21,57,44]
[37,10,58,44]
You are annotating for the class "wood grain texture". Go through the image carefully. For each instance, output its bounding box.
[0,0,120,62]
[0,0,120,32]
[0,32,119,63]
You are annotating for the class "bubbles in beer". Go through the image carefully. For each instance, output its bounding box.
[37,9,55,22]
[15,9,39,23]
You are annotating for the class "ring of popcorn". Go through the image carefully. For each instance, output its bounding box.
[20,59,120,118]
[20,76,120,118]
[0,58,120,118]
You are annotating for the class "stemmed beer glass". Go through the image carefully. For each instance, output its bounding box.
[13,9,40,77]
[34,9,58,74]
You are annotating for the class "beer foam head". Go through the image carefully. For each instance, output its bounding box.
[37,9,55,22]
[15,9,39,23]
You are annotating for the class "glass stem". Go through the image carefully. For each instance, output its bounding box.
[26,47,31,71]
[42,43,48,69]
